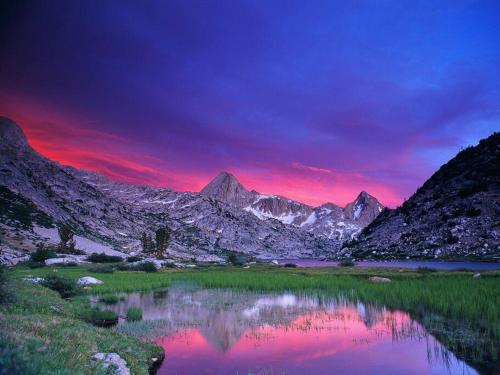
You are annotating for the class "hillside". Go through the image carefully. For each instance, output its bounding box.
[345,132,500,261]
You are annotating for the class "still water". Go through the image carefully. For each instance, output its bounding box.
[100,285,478,375]
[278,259,500,270]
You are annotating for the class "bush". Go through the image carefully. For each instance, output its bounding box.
[60,261,78,267]
[126,307,143,322]
[338,259,356,267]
[446,233,459,244]
[84,308,118,327]
[417,266,437,274]
[128,261,158,272]
[0,337,37,375]
[30,246,57,263]
[87,252,122,263]
[284,263,297,268]
[87,264,115,273]
[0,266,14,304]
[465,207,481,217]
[127,256,143,263]
[99,294,120,304]
[228,253,244,266]
[42,274,83,298]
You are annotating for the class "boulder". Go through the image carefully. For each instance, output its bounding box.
[0,247,30,266]
[45,255,89,266]
[78,276,103,285]
[368,276,391,283]
[271,260,279,265]
[23,276,45,284]
[473,273,481,278]
[128,259,162,270]
[92,353,130,375]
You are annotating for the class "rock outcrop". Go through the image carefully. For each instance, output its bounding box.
[346,132,500,260]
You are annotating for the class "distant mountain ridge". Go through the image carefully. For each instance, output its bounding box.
[0,117,383,261]
[344,132,500,261]
[201,171,384,241]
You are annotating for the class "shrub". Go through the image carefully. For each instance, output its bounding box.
[338,259,356,267]
[21,260,45,269]
[128,261,158,272]
[30,245,57,263]
[0,266,14,304]
[0,337,37,375]
[126,307,143,322]
[99,294,120,304]
[446,233,459,244]
[465,207,481,217]
[228,253,244,266]
[42,274,83,298]
[127,256,143,263]
[284,263,297,268]
[84,308,118,327]
[60,261,78,267]
[87,264,115,273]
[87,252,122,263]
[458,183,487,198]
[417,266,437,274]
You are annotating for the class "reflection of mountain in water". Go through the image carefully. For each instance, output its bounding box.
[97,285,411,352]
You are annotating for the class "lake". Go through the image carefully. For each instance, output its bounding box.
[277,259,500,270]
[99,284,479,375]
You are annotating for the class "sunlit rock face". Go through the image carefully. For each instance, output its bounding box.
[0,117,383,260]
[99,286,478,375]
[201,171,384,242]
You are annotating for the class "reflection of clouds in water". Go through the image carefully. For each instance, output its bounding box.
[242,294,317,318]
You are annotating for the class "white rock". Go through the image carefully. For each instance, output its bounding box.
[473,273,481,278]
[78,276,103,285]
[129,259,162,270]
[368,276,391,283]
[23,276,45,284]
[271,260,279,265]
[92,353,130,375]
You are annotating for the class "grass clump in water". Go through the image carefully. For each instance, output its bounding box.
[126,307,143,322]
[99,294,120,304]
[83,307,119,327]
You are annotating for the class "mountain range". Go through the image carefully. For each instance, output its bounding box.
[1,116,498,262]
[0,117,382,261]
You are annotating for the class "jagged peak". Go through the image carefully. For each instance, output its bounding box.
[200,171,252,203]
[0,116,28,148]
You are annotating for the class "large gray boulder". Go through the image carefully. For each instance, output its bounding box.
[92,353,130,375]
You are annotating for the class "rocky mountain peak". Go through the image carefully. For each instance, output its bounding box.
[0,116,28,150]
[344,191,384,224]
[201,171,253,204]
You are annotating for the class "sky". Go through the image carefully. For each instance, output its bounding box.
[1,1,499,207]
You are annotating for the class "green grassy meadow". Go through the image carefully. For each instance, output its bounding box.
[2,264,499,374]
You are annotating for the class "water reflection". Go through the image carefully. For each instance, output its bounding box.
[97,285,478,375]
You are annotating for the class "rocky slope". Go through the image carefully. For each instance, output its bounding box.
[345,132,500,260]
[1,117,382,261]
[202,171,384,241]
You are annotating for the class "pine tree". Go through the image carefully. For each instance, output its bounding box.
[155,227,170,257]
[58,225,76,253]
